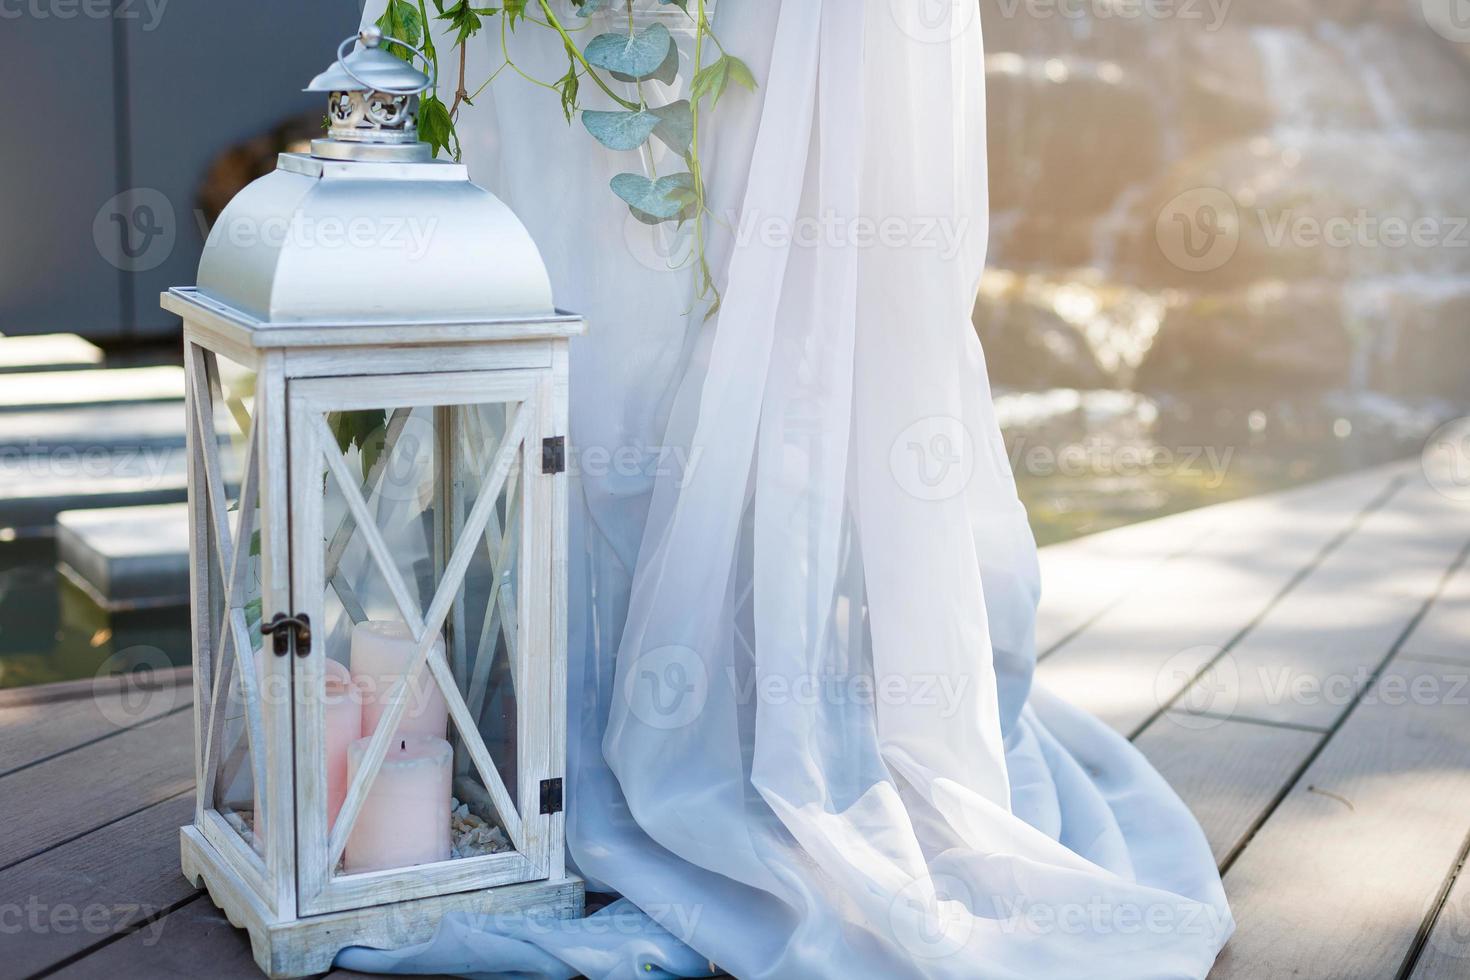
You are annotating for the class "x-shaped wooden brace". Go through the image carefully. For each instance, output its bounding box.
[319,406,533,870]
[320,406,524,738]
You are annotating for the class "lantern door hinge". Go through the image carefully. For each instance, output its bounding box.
[541,436,566,474]
[540,777,564,814]
[262,612,312,657]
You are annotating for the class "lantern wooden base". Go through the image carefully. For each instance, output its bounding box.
[181,826,585,979]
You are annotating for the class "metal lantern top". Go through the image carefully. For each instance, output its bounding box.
[307,26,435,154]
[186,26,558,331]
[306,26,434,98]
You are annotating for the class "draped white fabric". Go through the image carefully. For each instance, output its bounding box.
[342,3,1233,978]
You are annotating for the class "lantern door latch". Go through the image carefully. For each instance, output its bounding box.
[262,613,312,657]
[541,436,566,474]
[540,777,564,814]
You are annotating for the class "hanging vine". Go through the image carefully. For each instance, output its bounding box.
[376,0,754,319]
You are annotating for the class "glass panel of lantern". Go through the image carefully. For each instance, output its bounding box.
[191,345,269,858]
[289,373,550,911]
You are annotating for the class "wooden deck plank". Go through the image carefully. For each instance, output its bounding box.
[0,689,187,777]
[1035,465,1401,659]
[1209,658,1470,980]
[1036,505,1217,656]
[1409,853,1470,979]
[1133,714,1321,865]
[1036,463,1403,736]
[0,794,197,977]
[49,895,264,980]
[0,708,194,869]
[1172,474,1470,730]
[1401,554,1470,665]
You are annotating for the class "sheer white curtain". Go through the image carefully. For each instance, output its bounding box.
[344,3,1233,977]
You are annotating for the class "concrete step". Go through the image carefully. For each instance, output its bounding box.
[56,503,190,611]
[0,451,190,535]
[0,365,184,413]
[0,446,242,536]
[0,402,190,455]
[0,334,104,374]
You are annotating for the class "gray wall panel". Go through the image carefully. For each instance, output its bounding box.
[0,12,122,336]
[0,0,362,340]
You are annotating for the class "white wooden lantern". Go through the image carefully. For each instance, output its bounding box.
[166,28,583,978]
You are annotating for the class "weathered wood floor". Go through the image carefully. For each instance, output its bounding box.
[2,458,1467,979]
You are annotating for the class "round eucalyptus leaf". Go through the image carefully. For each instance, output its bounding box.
[582,110,661,151]
[611,171,696,222]
[613,41,679,85]
[586,23,675,81]
[650,100,693,158]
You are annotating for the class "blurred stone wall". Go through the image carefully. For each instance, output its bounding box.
[977,0,1470,405]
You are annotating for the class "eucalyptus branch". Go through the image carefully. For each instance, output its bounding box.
[536,0,640,111]
[691,0,713,312]
[377,0,754,321]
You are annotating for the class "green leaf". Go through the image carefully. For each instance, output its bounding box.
[438,1,494,44]
[325,409,390,484]
[582,109,660,151]
[358,433,384,484]
[556,59,581,123]
[649,100,693,158]
[611,171,697,223]
[418,95,456,159]
[572,0,610,13]
[375,0,423,62]
[585,24,674,81]
[692,54,756,111]
[691,56,728,109]
[725,55,757,92]
[659,0,689,10]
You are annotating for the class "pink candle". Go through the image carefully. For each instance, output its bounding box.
[252,660,362,837]
[343,734,453,874]
[350,621,449,740]
[322,659,362,830]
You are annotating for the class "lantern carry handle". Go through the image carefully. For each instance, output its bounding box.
[337,26,436,97]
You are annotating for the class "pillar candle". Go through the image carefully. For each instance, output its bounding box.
[343,734,453,873]
[350,620,449,740]
[323,659,362,830]
[252,659,362,836]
